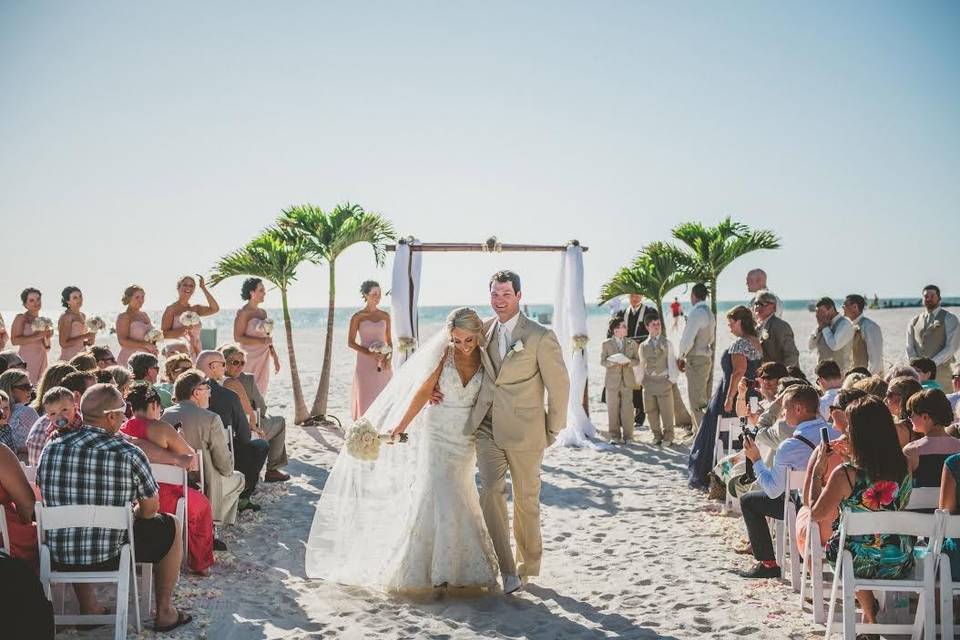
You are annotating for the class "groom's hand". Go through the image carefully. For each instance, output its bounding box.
[428,385,444,405]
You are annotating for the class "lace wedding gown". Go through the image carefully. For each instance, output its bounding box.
[305,346,499,592]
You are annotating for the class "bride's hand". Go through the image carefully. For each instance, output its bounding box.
[388,425,406,442]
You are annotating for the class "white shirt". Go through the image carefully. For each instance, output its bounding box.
[947,391,960,419]
[850,314,884,375]
[497,313,521,359]
[906,306,960,365]
[808,313,855,353]
[819,387,840,422]
[677,300,714,359]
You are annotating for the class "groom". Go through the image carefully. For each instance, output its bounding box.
[467,270,570,594]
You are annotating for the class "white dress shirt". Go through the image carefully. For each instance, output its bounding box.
[906,306,960,365]
[808,313,855,353]
[851,314,884,374]
[819,387,840,422]
[677,300,715,359]
[497,313,521,360]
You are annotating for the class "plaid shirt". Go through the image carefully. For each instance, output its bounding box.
[37,425,158,566]
[26,413,84,467]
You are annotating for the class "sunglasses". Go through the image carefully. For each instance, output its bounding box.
[99,357,117,364]
[13,383,33,391]
[229,359,245,366]
[828,405,842,412]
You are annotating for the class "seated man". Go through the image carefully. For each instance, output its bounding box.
[128,351,173,409]
[737,385,838,578]
[911,357,943,391]
[88,345,117,370]
[222,344,289,482]
[37,384,191,632]
[162,370,244,525]
[195,351,269,510]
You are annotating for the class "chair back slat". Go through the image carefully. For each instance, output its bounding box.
[786,469,806,492]
[942,513,960,539]
[840,509,940,538]
[906,486,940,511]
[716,417,739,434]
[36,504,131,531]
[150,463,187,487]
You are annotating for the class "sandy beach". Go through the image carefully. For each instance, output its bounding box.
[49,306,924,639]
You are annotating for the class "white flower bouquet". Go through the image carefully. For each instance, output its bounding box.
[144,328,164,344]
[179,311,201,327]
[369,342,393,372]
[345,418,383,461]
[85,316,107,333]
[32,316,54,332]
[261,318,275,337]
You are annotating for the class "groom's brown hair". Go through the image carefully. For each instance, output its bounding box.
[490,270,521,294]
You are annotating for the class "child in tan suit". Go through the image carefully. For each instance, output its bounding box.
[637,314,679,446]
[601,317,640,444]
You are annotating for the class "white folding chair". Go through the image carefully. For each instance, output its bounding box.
[151,462,190,574]
[907,487,941,511]
[20,462,37,484]
[937,512,960,640]
[35,503,142,640]
[825,508,942,640]
[713,416,740,513]
[775,468,806,592]
[801,515,831,624]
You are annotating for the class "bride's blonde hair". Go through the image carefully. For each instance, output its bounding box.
[445,307,485,346]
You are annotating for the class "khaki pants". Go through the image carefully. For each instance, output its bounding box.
[685,355,712,435]
[476,423,544,578]
[260,414,288,471]
[605,384,634,442]
[202,451,245,526]
[643,387,675,444]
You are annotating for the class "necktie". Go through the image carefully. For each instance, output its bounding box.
[498,324,509,360]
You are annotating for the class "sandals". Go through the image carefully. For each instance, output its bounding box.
[153,610,193,633]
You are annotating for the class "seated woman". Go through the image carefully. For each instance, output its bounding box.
[810,396,914,627]
[29,363,76,413]
[0,369,39,458]
[903,388,960,496]
[796,388,867,552]
[159,353,193,405]
[884,376,923,448]
[0,437,37,565]
[121,381,216,575]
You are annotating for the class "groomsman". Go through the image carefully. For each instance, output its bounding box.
[677,283,715,434]
[746,269,783,317]
[601,318,640,445]
[906,284,960,389]
[636,314,679,446]
[808,297,855,373]
[615,294,656,426]
[753,291,799,367]
[842,294,884,375]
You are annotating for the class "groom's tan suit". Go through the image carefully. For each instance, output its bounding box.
[467,313,569,578]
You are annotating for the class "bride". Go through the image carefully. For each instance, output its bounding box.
[305,307,499,592]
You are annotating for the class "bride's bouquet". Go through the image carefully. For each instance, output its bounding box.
[179,311,201,327]
[369,342,392,372]
[32,316,54,332]
[144,328,164,345]
[345,418,382,461]
[261,318,275,337]
[85,316,107,333]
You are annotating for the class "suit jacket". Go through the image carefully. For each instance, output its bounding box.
[208,379,251,444]
[467,314,570,451]
[161,400,233,478]
[760,315,800,368]
[601,337,640,390]
[235,371,268,417]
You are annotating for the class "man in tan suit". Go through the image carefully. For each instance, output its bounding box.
[465,270,569,594]
[677,283,715,434]
[601,317,640,444]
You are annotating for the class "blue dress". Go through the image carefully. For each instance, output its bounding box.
[687,337,761,490]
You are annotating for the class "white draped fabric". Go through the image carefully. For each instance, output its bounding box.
[552,244,600,448]
[390,238,422,368]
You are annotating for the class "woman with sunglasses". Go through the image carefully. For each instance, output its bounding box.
[903,389,960,494]
[158,353,194,407]
[0,369,40,457]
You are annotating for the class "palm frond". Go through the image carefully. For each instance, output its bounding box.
[278,202,396,264]
[209,226,308,290]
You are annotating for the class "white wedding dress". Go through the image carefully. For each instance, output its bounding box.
[305,340,499,592]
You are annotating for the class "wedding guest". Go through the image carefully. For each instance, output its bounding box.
[0,441,37,565]
[233,278,280,396]
[116,284,159,366]
[810,396,913,626]
[161,371,244,525]
[161,275,220,359]
[89,345,118,369]
[814,360,843,421]
[842,372,868,390]
[222,344,288,481]
[0,391,11,450]
[0,351,26,375]
[903,389,960,492]
[842,294,884,375]
[808,297,855,373]
[162,340,191,358]
[0,370,39,456]
[9,288,51,384]
[160,353,193,402]
[25,386,83,467]
[937,444,960,581]
[38,383,192,632]
[56,286,95,362]
[637,314,679,447]
[121,381,216,574]
[348,280,393,420]
[885,376,923,447]
[948,364,960,415]
[738,385,835,578]
[688,306,762,490]
[887,364,920,382]
[852,375,888,400]
[910,357,942,390]
[68,351,97,372]
[196,351,269,509]
[906,284,960,389]
[677,283,715,433]
[129,352,173,408]
[100,365,133,397]
[601,317,640,445]
[753,291,799,367]
[745,268,782,316]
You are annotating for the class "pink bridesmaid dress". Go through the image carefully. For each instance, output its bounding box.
[19,320,48,384]
[351,320,393,420]
[242,317,273,396]
[59,318,87,362]
[172,314,202,359]
[117,319,152,367]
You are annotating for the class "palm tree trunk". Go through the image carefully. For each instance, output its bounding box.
[311,260,337,418]
[280,289,309,424]
[708,276,718,391]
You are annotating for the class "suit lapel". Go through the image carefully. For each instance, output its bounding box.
[485,320,502,375]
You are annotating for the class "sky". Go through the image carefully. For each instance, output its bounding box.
[1,1,958,312]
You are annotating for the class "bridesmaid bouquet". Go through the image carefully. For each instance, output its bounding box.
[369,342,392,372]
[179,311,201,327]
[345,418,382,461]
[144,328,164,345]
[261,318,275,337]
[85,316,107,333]
[32,317,54,332]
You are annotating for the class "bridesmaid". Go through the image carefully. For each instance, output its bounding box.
[10,288,51,384]
[161,275,220,359]
[57,286,95,362]
[233,278,280,396]
[348,280,393,420]
[116,284,159,366]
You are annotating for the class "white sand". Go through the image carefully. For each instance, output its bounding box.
[57,306,926,639]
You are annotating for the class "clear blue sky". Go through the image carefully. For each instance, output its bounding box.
[1,2,957,311]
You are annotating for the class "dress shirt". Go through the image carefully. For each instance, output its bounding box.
[752,417,838,499]
[851,314,884,374]
[818,387,840,422]
[497,313,521,360]
[808,313,855,353]
[677,301,715,359]
[906,307,960,365]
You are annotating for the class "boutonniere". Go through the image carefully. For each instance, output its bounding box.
[931,320,942,330]
[760,329,769,342]
[508,339,524,356]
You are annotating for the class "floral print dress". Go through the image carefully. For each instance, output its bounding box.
[825,464,914,579]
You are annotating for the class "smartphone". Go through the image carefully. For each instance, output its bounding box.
[749,396,760,413]
[820,426,831,451]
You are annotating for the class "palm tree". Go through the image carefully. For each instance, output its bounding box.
[598,241,694,322]
[209,226,312,424]
[279,203,397,424]
[670,217,781,361]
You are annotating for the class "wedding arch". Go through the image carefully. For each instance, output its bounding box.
[386,237,597,448]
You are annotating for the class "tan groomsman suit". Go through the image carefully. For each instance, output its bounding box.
[637,335,679,445]
[906,306,960,389]
[808,314,855,372]
[677,300,715,434]
[601,336,640,442]
[467,313,569,578]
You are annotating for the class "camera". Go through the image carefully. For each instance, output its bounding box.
[738,416,757,441]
